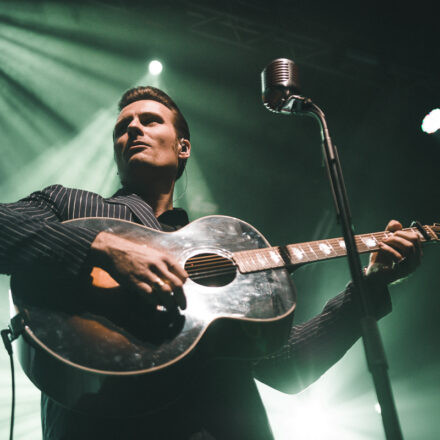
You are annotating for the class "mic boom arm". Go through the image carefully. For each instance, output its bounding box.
[261,58,404,440]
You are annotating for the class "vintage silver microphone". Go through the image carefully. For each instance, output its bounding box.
[261,58,311,114]
[260,57,404,440]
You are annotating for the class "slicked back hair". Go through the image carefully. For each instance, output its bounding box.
[117,86,190,179]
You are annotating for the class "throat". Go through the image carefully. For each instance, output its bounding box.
[124,182,175,218]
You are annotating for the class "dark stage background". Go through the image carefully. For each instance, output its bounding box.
[0,1,439,438]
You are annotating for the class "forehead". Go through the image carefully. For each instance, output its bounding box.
[116,99,175,123]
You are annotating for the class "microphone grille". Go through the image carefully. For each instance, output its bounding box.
[261,58,301,112]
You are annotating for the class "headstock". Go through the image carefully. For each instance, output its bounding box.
[411,221,439,242]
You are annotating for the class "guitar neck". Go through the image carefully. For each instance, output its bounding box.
[233,224,439,274]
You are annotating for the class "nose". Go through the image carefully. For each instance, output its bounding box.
[127,117,143,137]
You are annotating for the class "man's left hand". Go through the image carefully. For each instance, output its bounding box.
[366,219,422,284]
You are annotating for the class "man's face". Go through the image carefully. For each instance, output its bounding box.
[113,99,180,184]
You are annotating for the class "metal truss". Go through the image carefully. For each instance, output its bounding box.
[182,1,439,93]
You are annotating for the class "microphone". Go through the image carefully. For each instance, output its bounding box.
[261,58,310,114]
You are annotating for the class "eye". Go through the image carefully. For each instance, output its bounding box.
[114,121,129,138]
[140,115,162,126]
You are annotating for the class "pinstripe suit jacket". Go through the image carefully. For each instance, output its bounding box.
[0,184,390,439]
[0,184,165,278]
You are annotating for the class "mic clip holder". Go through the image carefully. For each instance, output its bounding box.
[278,95,312,114]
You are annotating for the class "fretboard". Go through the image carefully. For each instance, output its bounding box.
[233,225,436,274]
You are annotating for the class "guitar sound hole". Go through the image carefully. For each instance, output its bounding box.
[185,253,236,287]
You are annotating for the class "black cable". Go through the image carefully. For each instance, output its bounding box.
[1,328,15,440]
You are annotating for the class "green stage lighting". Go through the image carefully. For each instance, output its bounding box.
[149,60,163,75]
[421,108,440,134]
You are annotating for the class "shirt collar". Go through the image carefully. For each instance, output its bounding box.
[107,188,189,230]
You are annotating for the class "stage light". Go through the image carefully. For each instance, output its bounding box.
[421,108,440,134]
[148,60,163,75]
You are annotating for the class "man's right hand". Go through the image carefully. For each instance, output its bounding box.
[89,231,188,310]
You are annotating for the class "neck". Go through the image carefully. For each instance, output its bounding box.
[124,175,175,217]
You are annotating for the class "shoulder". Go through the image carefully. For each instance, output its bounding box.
[27,185,103,201]
[24,185,106,213]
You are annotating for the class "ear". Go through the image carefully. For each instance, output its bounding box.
[178,138,191,159]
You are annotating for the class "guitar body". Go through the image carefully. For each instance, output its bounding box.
[10,215,296,416]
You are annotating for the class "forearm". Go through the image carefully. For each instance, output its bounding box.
[0,203,99,277]
[253,280,391,394]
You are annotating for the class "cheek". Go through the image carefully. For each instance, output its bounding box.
[114,136,126,152]
[113,141,125,165]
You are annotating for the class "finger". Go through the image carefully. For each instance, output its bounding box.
[394,231,422,255]
[130,280,156,304]
[140,275,178,310]
[385,220,403,233]
[393,230,420,243]
[164,257,188,281]
[142,269,173,293]
[152,271,186,310]
[394,232,423,258]
[173,286,187,310]
[150,262,183,290]
[378,242,404,262]
[152,277,173,294]
[150,264,187,309]
[154,288,178,311]
[383,235,416,257]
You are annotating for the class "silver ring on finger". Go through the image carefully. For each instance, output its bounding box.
[152,277,166,289]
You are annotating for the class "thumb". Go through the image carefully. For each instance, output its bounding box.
[385,219,402,233]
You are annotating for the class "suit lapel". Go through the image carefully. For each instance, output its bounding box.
[106,190,162,230]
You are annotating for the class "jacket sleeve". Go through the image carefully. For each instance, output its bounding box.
[252,280,391,394]
[0,185,99,277]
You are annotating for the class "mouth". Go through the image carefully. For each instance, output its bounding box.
[129,140,150,148]
[132,139,149,145]
[126,142,150,156]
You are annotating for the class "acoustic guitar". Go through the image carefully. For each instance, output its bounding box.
[9,216,439,416]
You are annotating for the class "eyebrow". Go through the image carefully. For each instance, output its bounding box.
[115,112,163,127]
[114,111,164,134]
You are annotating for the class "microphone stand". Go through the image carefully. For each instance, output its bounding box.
[284,95,403,440]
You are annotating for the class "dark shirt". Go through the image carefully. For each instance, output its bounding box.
[0,185,391,440]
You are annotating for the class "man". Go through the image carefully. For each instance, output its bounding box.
[0,86,421,439]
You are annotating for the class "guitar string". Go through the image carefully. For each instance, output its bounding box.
[186,266,234,275]
[186,242,370,277]
[184,228,422,267]
[187,240,377,274]
[186,241,378,274]
[185,227,426,277]
[189,267,237,280]
[192,229,428,277]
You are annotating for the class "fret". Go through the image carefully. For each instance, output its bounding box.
[424,225,438,241]
[411,227,425,241]
[249,252,259,270]
[268,249,282,265]
[318,242,332,256]
[240,254,252,272]
[321,240,338,257]
[234,223,438,274]
[307,243,318,260]
[328,239,346,256]
[261,249,283,269]
[257,253,268,267]
[326,240,338,255]
[289,246,306,262]
[359,235,379,250]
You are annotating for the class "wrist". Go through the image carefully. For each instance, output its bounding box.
[89,231,115,269]
[365,261,396,284]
